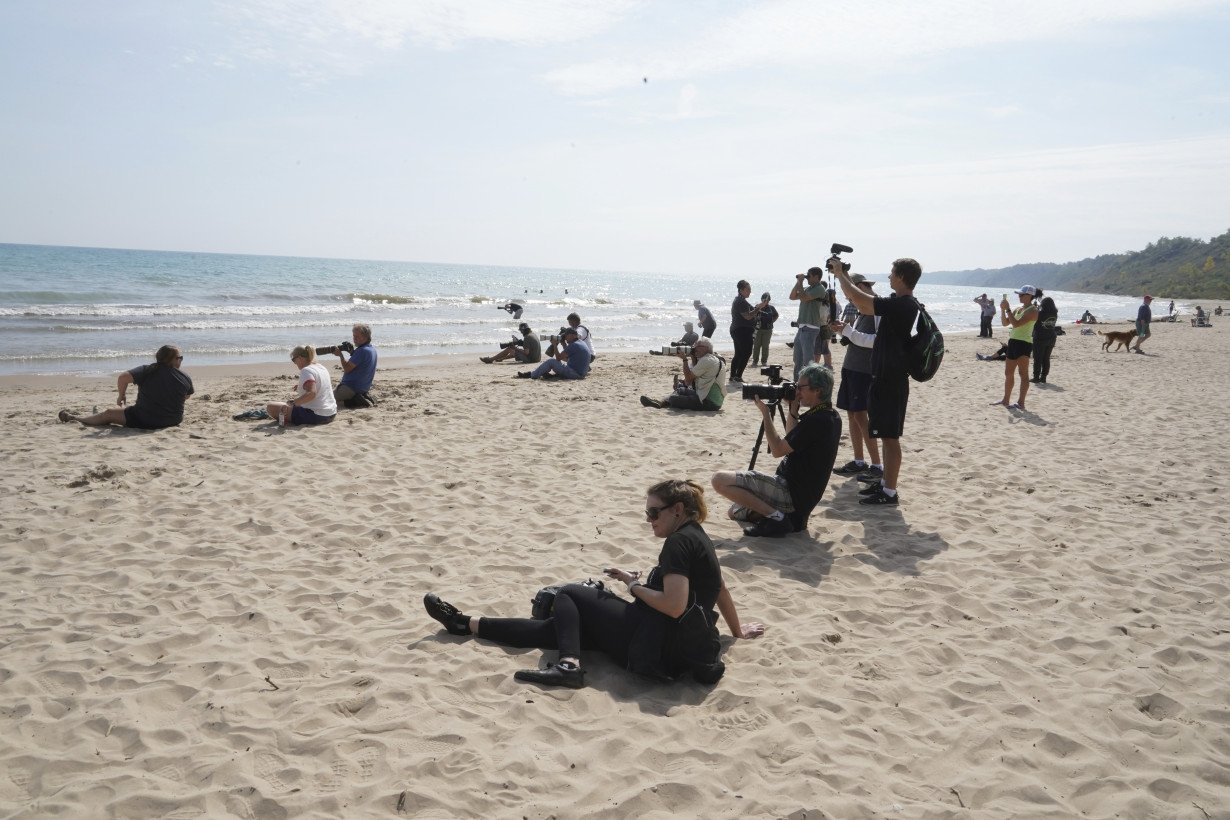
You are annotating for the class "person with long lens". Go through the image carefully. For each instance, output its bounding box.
[58,344,193,429]
[480,322,541,365]
[640,337,725,411]
[422,479,765,689]
[266,345,337,427]
[710,364,841,537]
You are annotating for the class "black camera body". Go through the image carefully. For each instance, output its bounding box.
[499,336,524,350]
[742,381,797,403]
[314,340,355,356]
[827,242,853,274]
[760,364,784,384]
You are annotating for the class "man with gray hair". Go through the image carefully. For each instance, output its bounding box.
[710,363,841,537]
[640,337,726,411]
[333,323,378,408]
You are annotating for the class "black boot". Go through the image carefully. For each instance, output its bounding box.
[514,661,585,689]
[423,593,472,635]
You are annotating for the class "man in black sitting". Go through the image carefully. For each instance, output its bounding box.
[710,364,841,537]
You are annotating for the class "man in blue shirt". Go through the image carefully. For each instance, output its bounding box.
[519,327,591,380]
[333,324,378,406]
[1131,295,1152,354]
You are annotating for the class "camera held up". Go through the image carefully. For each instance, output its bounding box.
[827,242,853,274]
[314,340,355,356]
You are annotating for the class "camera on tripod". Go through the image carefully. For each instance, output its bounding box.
[827,243,853,274]
[314,340,355,356]
[742,364,796,402]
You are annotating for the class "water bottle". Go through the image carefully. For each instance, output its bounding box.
[278,407,287,427]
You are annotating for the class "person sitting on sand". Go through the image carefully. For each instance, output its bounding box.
[332,324,378,408]
[423,479,765,689]
[1080,310,1097,324]
[976,343,1009,361]
[266,345,337,426]
[59,345,193,429]
[710,363,841,537]
[518,326,590,380]
[640,337,725,411]
[673,322,699,347]
[481,323,541,365]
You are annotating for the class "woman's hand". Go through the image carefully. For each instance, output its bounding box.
[603,568,639,586]
[738,622,766,639]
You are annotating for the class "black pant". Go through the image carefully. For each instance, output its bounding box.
[980,315,993,337]
[665,388,720,411]
[729,326,754,381]
[477,584,642,665]
[1032,337,1055,381]
[701,319,716,338]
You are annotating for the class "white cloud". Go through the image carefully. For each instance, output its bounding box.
[544,0,1228,95]
[215,0,640,77]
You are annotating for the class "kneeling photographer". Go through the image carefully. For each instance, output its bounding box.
[481,323,541,365]
[330,323,378,408]
[710,364,841,537]
[640,338,725,411]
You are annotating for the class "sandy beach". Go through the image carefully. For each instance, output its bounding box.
[2,320,1228,819]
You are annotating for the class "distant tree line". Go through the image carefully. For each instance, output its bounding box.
[927,228,1230,299]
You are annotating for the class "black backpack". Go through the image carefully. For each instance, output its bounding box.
[904,299,944,382]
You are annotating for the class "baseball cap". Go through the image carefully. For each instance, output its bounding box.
[1014,285,1038,296]
[849,273,874,287]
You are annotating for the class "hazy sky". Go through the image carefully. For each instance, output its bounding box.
[2,1,1228,276]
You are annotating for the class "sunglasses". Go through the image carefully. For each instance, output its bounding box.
[645,504,671,521]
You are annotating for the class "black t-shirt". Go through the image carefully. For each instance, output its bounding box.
[649,521,723,611]
[776,407,841,529]
[756,304,779,330]
[129,363,194,427]
[872,294,919,380]
[731,296,756,330]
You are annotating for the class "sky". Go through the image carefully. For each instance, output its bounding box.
[2,0,1229,277]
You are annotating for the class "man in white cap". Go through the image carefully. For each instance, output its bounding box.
[1131,294,1153,353]
[672,322,699,347]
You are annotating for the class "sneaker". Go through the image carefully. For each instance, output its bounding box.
[743,516,793,538]
[833,460,867,476]
[856,466,884,483]
[514,662,585,689]
[514,371,532,379]
[423,593,471,636]
[640,395,665,408]
[858,481,883,496]
[859,488,900,506]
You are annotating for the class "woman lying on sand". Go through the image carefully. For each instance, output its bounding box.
[424,479,765,689]
[58,344,193,429]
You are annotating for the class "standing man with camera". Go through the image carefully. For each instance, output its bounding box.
[710,364,841,537]
[833,257,923,506]
[481,323,541,365]
[519,326,590,380]
[639,337,725,411]
[694,300,717,339]
[333,323,378,408]
[829,274,881,479]
[789,267,828,382]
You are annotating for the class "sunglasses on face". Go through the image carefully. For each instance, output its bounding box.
[645,504,671,521]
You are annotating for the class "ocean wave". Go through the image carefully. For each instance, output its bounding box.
[348,292,421,305]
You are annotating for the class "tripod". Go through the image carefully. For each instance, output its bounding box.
[747,399,788,470]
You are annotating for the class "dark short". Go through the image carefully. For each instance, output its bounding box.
[290,406,336,426]
[836,369,872,412]
[1005,339,1033,360]
[867,377,909,440]
[123,406,173,430]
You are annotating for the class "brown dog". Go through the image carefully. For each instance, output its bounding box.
[1099,329,1137,351]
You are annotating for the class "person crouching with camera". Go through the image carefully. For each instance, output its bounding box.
[710,364,841,537]
[640,337,726,411]
[481,323,542,365]
[266,345,337,427]
[332,323,378,408]
[517,326,590,380]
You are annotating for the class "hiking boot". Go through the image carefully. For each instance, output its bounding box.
[423,594,471,636]
[833,460,866,476]
[858,481,883,496]
[640,395,664,408]
[856,466,884,483]
[514,662,585,689]
[859,488,900,506]
[743,516,793,538]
